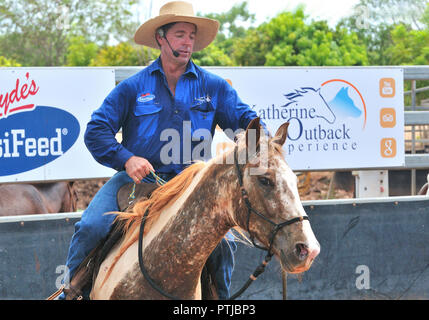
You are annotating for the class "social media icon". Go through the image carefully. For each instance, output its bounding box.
[380,78,395,98]
[380,108,396,128]
[380,138,397,158]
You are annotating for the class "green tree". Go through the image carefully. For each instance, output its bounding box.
[202,2,255,40]
[66,36,98,66]
[199,2,255,65]
[234,8,368,66]
[0,55,21,67]
[90,42,158,66]
[385,24,429,65]
[0,0,138,66]
[337,0,429,65]
[192,43,233,66]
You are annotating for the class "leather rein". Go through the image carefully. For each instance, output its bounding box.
[137,145,309,300]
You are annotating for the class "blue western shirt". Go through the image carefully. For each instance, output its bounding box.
[84,57,260,175]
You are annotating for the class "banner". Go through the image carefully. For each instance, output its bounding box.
[208,67,404,171]
[0,67,404,183]
[0,68,116,182]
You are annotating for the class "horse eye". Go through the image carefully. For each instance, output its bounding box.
[258,177,273,187]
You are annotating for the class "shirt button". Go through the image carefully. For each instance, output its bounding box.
[174,110,179,114]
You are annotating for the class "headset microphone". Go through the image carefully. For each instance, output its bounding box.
[166,39,180,57]
[158,29,180,57]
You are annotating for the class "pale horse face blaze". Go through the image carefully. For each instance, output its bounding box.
[273,159,320,273]
[240,121,320,274]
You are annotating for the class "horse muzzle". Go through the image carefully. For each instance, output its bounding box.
[280,241,320,274]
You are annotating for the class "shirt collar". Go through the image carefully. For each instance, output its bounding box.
[149,56,198,79]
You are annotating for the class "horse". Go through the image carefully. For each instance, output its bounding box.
[90,118,320,299]
[0,182,77,216]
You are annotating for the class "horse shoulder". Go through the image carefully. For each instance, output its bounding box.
[91,236,140,299]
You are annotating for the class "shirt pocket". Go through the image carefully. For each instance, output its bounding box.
[134,103,163,137]
[189,101,215,132]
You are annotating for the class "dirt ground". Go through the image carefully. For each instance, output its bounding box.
[72,171,354,211]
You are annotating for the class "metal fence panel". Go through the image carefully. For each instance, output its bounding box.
[1,197,429,300]
[231,197,429,300]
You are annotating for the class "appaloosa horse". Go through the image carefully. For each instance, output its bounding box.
[0,182,77,216]
[90,118,320,299]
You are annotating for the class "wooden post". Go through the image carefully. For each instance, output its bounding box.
[282,270,287,300]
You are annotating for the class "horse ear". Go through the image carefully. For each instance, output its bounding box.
[272,122,290,146]
[245,117,261,150]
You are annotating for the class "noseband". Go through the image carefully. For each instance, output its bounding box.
[233,146,309,255]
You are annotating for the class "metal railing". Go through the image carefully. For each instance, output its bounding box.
[403,67,429,194]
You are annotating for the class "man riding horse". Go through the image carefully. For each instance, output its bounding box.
[61,1,265,299]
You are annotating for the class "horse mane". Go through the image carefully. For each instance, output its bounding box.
[283,87,320,107]
[100,161,207,287]
[100,133,283,288]
[116,161,207,235]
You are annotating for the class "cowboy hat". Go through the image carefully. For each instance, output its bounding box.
[134,1,220,52]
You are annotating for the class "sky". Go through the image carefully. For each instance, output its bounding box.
[137,0,362,28]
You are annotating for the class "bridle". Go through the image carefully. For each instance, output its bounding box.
[227,145,309,299]
[233,145,309,255]
[137,145,309,300]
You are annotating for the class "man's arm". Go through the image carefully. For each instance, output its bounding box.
[84,81,134,171]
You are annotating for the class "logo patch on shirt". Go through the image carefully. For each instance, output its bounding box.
[137,93,155,103]
[194,95,211,105]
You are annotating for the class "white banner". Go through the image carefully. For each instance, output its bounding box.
[0,68,116,183]
[208,67,404,171]
[0,67,404,183]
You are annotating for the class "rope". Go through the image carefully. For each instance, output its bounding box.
[150,170,167,185]
[128,171,167,205]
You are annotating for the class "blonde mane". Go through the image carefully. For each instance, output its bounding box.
[116,161,207,234]
[100,162,207,287]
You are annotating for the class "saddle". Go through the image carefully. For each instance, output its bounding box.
[116,182,158,212]
[48,182,218,300]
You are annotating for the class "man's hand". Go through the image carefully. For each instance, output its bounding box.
[124,156,155,184]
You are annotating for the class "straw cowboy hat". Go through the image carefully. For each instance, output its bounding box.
[134,1,220,52]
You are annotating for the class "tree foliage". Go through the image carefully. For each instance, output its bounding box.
[233,8,368,66]
[0,0,427,68]
[385,24,429,65]
[0,0,138,66]
[90,42,158,67]
[66,36,99,66]
[0,55,21,67]
[338,0,429,65]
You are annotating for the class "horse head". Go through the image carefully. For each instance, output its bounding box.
[233,118,320,274]
[284,87,336,124]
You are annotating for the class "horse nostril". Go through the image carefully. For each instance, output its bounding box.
[295,243,309,261]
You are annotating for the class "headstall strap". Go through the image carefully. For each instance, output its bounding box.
[233,145,310,255]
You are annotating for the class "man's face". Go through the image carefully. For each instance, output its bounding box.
[161,22,196,63]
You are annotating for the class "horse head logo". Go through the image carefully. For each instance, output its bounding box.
[283,87,336,124]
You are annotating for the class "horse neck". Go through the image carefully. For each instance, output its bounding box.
[140,162,239,298]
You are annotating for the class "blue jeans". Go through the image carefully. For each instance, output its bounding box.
[63,170,235,299]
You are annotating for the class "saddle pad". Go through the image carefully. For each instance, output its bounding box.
[116,182,159,211]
